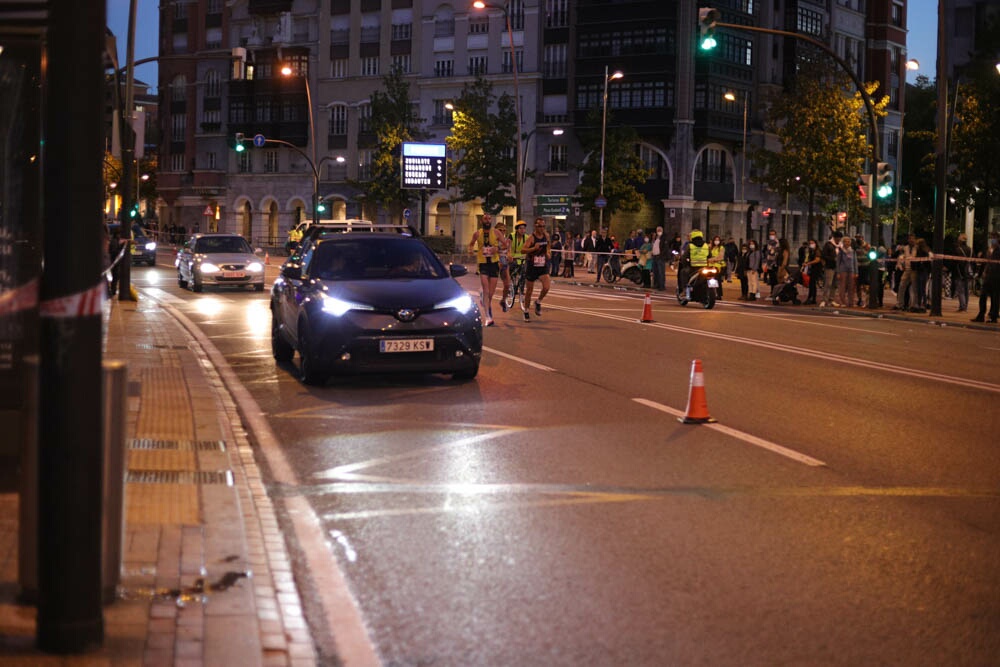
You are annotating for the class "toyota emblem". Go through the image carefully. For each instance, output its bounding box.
[396,309,417,322]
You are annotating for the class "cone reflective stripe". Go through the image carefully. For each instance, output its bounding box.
[679,359,716,424]
[640,292,654,323]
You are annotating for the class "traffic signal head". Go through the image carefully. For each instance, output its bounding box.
[876,162,893,198]
[234,132,246,153]
[316,201,326,214]
[698,7,720,50]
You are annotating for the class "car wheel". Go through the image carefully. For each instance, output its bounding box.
[297,322,327,386]
[271,312,294,363]
[177,271,188,288]
[452,363,479,381]
[192,281,203,293]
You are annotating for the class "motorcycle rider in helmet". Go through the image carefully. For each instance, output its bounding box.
[677,229,710,297]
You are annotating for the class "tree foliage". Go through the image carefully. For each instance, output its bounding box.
[445,76,517,216]
[351,66,425,220]
[574,106,649,227]
[751,59,886,238]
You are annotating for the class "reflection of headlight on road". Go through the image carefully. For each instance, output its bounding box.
[145,242,156,251]
[192,297,225,318]
[200,262,220,273]
[245,300,270,336]
[321,293,374,317]
[246,262,264,273]
[435,294,474,314]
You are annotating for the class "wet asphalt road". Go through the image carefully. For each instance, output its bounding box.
[133,257,1000,666]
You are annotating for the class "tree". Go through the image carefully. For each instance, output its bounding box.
[574,106,649,229]
[350,66,426,221]
[445,76,517,216]
[751,59,886,239]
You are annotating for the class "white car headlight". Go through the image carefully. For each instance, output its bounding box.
[200,262,220,273]
[246,261,264,273]
[435,294,474,314]
[144,241,157,251]
[321,293,374,317]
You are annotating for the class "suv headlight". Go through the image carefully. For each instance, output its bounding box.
[435,294,474,314]
[144,241,157,251]
[320,293,374,317]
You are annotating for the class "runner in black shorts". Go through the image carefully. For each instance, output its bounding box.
[467,214,500,326]
[521,218,551,321]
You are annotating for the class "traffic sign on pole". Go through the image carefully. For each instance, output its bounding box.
[595,196,608,209]
[403,208,411,219]
[253,134,266,148]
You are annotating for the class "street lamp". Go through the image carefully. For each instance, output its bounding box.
[723,90,748,206]
[282,65,319,226]
[599,66,624,230]
[472,0,523,219]
[893,59,919,246]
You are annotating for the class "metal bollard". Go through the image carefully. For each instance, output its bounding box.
[102,360,128,604]
[18,355,40,603]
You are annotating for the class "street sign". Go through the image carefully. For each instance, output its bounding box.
[401,142,447,189]
[202,205,213,216]
[253,134,266,148]
[595,196,607,209]
[402,208,411,219]
[535,194,575,217]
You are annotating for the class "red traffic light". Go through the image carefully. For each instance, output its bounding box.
[762,207,773,218]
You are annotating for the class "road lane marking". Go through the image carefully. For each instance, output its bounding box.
[632,398,826,467]
[551,305,1000,395]
[483,345,556,371]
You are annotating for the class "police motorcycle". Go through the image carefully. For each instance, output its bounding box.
[676,230,720,309]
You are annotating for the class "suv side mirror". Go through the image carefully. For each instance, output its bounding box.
[449,264,468,278]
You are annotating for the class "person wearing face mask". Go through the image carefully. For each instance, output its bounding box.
[762,230,780,287]
[736,243,751,299]
[468,214,500,326]
[708,235,726,299]
[745,240,762,300]
[801,239,822,304]
[639,233,653,287]
[971,233,1000,323]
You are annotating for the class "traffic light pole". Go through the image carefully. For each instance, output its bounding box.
[711,17,884,306]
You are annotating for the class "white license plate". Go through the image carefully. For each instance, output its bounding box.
[223,271,246,279]
[707,278,719,288]
[380,339,434,353]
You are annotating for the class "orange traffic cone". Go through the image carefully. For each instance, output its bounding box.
[264,251,270,265]
[679,359,717,424]
[640,292,654,323]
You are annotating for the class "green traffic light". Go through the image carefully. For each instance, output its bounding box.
[700,36,717,50]
[235,143,245,153]
[316,203,326,213]
[868,249,878,261]
[877,184,893,198]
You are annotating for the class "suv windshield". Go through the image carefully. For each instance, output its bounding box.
[309,237,447,281]
[195,236,253,254]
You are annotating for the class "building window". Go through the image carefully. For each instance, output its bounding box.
[205,27,222,49]
[501,50,522,74]
[264,150,279,173]
[696,148,726,183]
[887,129,899,158]
[639,145,667,180]
[170,154,185,172]
[172,32,188,53]
[358,103,372,133]
[891,2,903,27]
[358,150,374,181]
[207,0,222,14]
[201,109,221,126]
[543,43,566,78]
[285,53,308,77]
[469,55,488,75]
[434,59,454,77]
[238,150,252,173]
[546,0,568,28]
[391,23,412,40]
[433,99,453,126]
[469,18,489,34]
[171,75,187,102]
[331,58,348,78]
[509,0,524,31]
[329,105,348,135]
[796,7,823,36]
[207,151,217,170]
[361,57,379,77]
[391,54,411,73]
[171,114,186,141]
[548,144,567,172]
[205,69,221,97]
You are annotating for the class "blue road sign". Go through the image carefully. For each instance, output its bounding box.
[595,196,608,209]
[403,208,411,219]
[253,134,266,148]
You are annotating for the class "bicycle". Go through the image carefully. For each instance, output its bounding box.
[503,258,527,311]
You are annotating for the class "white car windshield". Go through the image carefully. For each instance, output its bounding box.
[195,237,253,254]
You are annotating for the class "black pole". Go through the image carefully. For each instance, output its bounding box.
[116,0,138,301]
[930,0,948,317]
[420,188,428,236]
[37,2,106,652]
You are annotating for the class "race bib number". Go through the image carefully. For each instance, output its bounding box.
[483,246,495,257]
[533,254,546,267]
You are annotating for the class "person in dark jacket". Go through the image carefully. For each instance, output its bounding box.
[971,233,1000,323]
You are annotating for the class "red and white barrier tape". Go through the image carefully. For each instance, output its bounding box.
[39,282,106,318]
[0,278,40,316]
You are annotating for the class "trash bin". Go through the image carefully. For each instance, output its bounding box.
[102,360,127,604]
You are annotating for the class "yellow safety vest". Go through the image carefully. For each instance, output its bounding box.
[476,229,499,264]
[511,233,527,260]
[689,243,709,267]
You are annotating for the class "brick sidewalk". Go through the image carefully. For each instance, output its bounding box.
[0,296,317,666]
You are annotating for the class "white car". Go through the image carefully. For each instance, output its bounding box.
[176,233,265,292]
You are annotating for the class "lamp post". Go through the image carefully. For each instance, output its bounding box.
[723,90,748,206]
[893,59,919,247]
[473,0,523,219]
[281,65,319,226]
[599,66,624,230]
